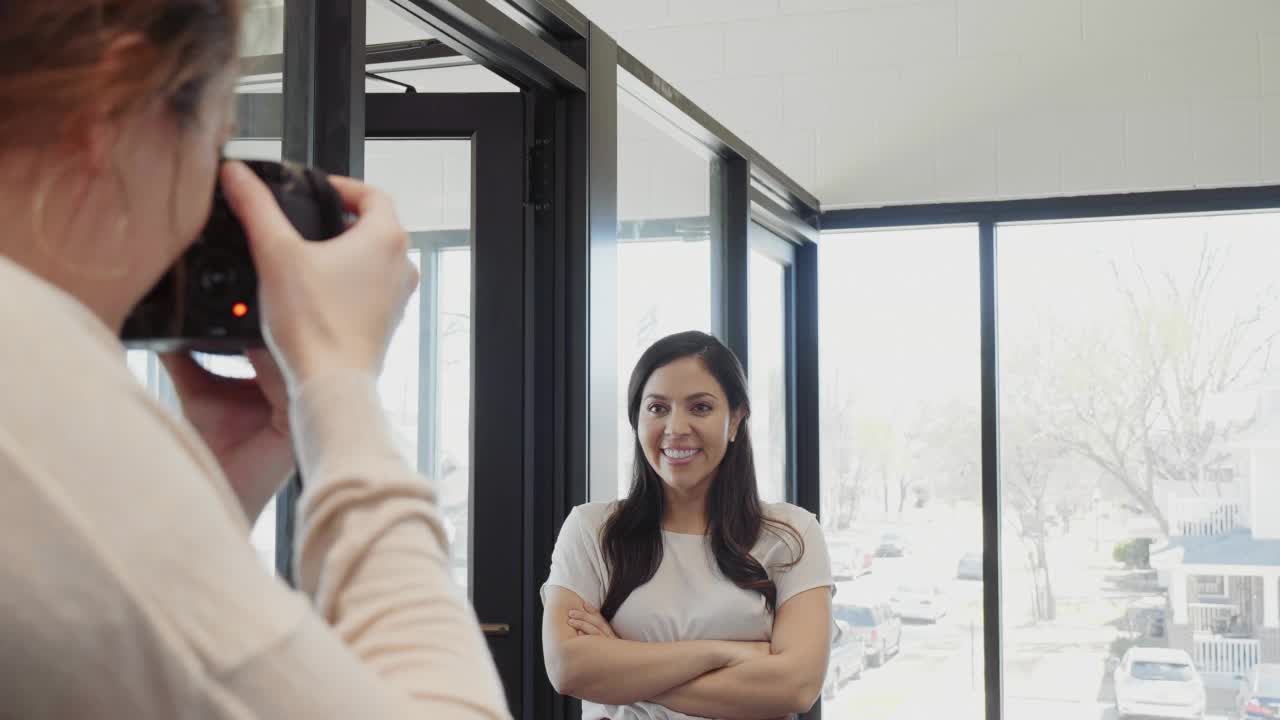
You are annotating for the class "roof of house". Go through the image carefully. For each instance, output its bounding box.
[1168,529,1280,567]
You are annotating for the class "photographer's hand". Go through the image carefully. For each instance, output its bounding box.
[219,160,419,396]
[161,348,294,522]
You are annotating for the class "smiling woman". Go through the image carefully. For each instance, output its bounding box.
[541,331,835,720]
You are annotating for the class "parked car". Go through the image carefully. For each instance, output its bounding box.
[1234,663,1280,719]
[890,582,947,623]
[875,531,907,558]
[1113,647,1205,720]
[828,538,874,580]
[822,619,865,700]
[957,551,983,580]
[833,602,902,667]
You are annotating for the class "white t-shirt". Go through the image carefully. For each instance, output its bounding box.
[542,501,833,720]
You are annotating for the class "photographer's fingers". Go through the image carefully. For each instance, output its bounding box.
[160,351,238,398]
[220,161,299,267]
[245,348,291,434]
[229,167,416,392]
[326,175,407,255]
[327,174,394,217]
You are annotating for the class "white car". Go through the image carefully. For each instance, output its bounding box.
[889,583,947,623]
[1113,647,1205,720]
[828,538,873,580]
[822,619,865,700]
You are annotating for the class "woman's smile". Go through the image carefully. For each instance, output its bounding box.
[661,447,702,465]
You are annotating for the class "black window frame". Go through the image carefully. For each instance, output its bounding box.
[821,184,1280,720]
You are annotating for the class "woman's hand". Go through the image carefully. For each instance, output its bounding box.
[566,603,617,639]
[722,641,772,667]
[161,348,293,522]
[220,161,419,396]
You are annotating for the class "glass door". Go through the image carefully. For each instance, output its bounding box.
[364,92,528,712]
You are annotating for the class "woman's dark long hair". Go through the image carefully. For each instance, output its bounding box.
[598,331,803,620]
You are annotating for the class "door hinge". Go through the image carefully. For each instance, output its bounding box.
[527,138,553,212]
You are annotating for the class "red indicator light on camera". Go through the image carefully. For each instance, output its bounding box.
[231,302,249,318]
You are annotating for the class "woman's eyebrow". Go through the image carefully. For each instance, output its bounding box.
[643,392,718,402]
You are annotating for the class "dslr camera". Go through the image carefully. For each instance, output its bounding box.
[121,159,345,354]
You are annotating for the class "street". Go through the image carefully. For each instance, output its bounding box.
[820,510,1234,719]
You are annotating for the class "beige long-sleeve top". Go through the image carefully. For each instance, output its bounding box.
[0,255,511,719]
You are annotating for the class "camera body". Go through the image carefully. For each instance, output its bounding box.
[121,159,345,354]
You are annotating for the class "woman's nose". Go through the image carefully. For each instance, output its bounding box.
[664,409,692,435]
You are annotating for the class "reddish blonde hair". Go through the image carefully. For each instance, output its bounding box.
[0,1,242,150]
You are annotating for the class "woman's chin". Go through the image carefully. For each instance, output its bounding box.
[659,466,711,492]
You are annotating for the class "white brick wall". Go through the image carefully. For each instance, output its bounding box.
[573,0,1280,208]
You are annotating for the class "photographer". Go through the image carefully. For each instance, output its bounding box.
[0,2,508,718]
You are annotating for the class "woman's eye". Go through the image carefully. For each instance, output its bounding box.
[692,403,712,414]
[647,403,668,414]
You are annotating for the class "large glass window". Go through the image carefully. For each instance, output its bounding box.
[748,227,792,505]
[604,93,715,500]
[818,226,984,718]
[997,212,1280,719]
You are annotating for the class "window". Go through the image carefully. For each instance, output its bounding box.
[997,211,1280,717]
[748,226,793,505]
[602,92,715,500]
[1130,661,1194,682]
[818,226,984,717]
[1195,575,1227,597]
[366,139,473,592]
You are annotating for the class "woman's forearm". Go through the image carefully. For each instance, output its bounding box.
[651,654,819,719]
[291,373,510,717]
[551,637,732,706]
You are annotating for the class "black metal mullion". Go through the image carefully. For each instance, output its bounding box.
[783,260,799,506]
[715,155,751,368]
[794,238,821,720]
[750,185,819,246]
[979,220,1004,720]
[469,100,528,716]
[389,0,586,92]
[584,24,618,504]
[504,0,590,40]
[526,87,571,720]
[547,24,616,718]
[564,80,590,514]
[822,185,1280,229]
[282,0,365,176]
[275,0,365,582]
